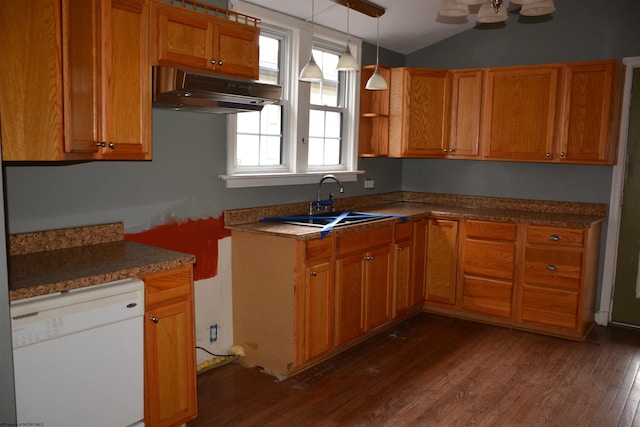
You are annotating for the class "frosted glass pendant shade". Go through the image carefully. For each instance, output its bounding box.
[520,0,556,16]
[299,54,324,82]
[476,3,508,23]
[438,0,469,17]
[365,66,388,90]
[336,45,359,71]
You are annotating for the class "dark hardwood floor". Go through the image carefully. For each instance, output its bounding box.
[188,313,640,427]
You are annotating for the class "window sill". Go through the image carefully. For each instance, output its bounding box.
[219,171,364,188]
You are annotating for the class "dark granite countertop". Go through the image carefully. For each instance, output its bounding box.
[8,223,195,301]
[224,192,607,240]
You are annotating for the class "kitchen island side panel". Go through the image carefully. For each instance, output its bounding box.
[231,230,297,377]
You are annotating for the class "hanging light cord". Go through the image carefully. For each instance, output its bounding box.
[375,14,380,66]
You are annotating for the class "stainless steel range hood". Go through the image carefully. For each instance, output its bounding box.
[152,66,281,113]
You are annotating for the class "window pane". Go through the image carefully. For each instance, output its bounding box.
[324,138,341,165]
[261,136,282,165]
[309,49,340,107]
[308,137,325,166]
[258,35,280,85]
[325,111,341,138]
[237,111,260,134]
[309,110,325,138]
[261,104,281,135]
[237,134,260,166]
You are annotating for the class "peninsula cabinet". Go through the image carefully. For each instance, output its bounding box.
[150,0,260,80]
[359,65,391,157]
[388,68,451,158]
[482,64,561,162]
[335,226,393,345]
[0,0,151,161]
[141,265,197,427]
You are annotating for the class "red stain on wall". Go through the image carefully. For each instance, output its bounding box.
[125,216,231,281]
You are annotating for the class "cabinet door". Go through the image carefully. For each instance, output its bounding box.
[482,65,560,161]
[145,297,197,427]
[152,2,214,71]
[425,219,459,305]
[389,68,450,158]
[303,260,334,362]
[97,0,151,159]
[335,253,364,346]
[558,61,620,164]
[449,69,482,158]
[364,245,392,331]
[411,219,428,308]
[215,22,259,79]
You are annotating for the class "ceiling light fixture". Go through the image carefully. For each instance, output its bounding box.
[438,0,556,24]
[336,2,360,72]
[299,0,324,82]
[365,13,387,91]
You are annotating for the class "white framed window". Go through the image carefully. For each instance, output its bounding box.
[222,1,363,188]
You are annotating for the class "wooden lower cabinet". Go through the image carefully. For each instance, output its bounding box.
[424,219,459,306]
[422,219,602,340]
[141,265,197,427]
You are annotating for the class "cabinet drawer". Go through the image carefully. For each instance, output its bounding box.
[337,226,393,256]
[463,239,515,280]
[142,265,193,307]
[394,221,413,241]
[306,237,334,263]
[524,247,582,290]
[462,276,512,318]
[521,285,578,330]
[526,225,584,247]
[465,220,516,241]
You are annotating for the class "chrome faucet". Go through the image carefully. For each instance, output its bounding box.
[311,174,344,214]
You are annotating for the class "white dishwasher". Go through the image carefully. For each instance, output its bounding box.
[10,278,145,427]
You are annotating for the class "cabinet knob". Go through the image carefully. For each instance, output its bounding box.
[449,148,455,153]
[97,141,106,147]
[546,264,558,271]
[548,234,562,241]
[364,255,374,261]
[210,58,217,65]
[545,152,551,158]
[310,271,317,276]
[397,247,403,251]
[150,316,159,323]
[443,148,448,153]
[560,151,566,157]
[218,60,223,66]
[108,142,115,149]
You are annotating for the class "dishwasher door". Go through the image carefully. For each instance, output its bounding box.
[11,278,145,427]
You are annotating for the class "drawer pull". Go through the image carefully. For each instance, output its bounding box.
[546,264,558,272]
[548,234,562,241]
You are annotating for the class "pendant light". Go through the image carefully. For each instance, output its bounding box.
[336,2,359,71]
[299,0,324,82]
[365,13,387,91]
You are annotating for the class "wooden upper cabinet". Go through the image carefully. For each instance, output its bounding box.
[359,65,390,157]
[557,60,621,165]
[0,0,150,161]
[97,0,152,160]
[482,64,561,162]
[150,0,259,80]
[449,69,483,159]
[389,68,451,158]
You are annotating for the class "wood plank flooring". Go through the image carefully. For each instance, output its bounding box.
[188,313,640,427]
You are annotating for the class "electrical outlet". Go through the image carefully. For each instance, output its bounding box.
[209,324,218,343]
[364,177,375,189]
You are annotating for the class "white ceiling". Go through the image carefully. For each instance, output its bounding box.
[234,0,478,55]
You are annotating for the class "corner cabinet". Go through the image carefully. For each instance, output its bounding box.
[150,0,260,80]
[141,265,197,427]
[0,0,151,161]
[388,68,451,158]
